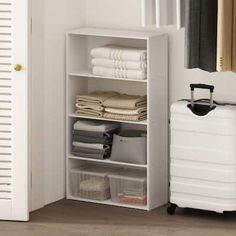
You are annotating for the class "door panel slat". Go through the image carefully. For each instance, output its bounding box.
[0,177,11,185]
[0,79,12,85]
[0,169,11,176]
[0,155,11,162]
[0,102,11,109]
[0,94,12,101]
[0,184,11,192]
[0,162,11,169]
[0,87,11,94]
[0,109,11,117]
[0,124,11,132]
[0,139,11,146]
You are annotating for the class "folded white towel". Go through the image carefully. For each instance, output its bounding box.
[105,107,147,115]
[72,141,110,151]
[91,58,147,70]
[93,67,146,80]
[91,45,147,62]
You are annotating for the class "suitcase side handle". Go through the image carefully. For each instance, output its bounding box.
[190,84,215,109]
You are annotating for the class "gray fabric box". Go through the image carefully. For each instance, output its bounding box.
[110,130,147,165]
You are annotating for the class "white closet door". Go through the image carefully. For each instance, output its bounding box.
[0,0,29,221]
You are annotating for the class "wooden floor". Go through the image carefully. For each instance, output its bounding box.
[1,200,236,236]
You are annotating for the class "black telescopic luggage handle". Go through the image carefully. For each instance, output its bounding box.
[190,84,215,109]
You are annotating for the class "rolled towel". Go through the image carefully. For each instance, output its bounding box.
[93,67,146,80]
[76,91,119,105]
[105,107,147,115]
[73,119,120,133]
[103,94,147,110]
[91,58,147,70]
[91,45,147,62]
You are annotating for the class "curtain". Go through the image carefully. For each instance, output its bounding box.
[233,0,236,72]
[217,0,233,72]
[185,0,218,72]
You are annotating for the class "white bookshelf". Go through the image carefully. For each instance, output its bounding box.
[66,27,168,211]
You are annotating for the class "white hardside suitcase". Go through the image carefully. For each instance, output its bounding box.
[168,84,236,215]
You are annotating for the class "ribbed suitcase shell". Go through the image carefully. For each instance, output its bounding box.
[170,101,236,213]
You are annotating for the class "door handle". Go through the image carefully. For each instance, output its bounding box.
[14,64,22,72]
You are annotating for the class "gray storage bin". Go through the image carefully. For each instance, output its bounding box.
[110,130,147,164]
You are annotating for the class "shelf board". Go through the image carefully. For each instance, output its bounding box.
[68,155,147,169]
[69,70,147,83]
[68,113,148,125]
[67,195,147,210]
[67,27,161,40]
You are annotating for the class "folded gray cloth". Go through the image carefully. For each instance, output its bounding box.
[73,129,119,138]
[72,146,110,155]
[73,135,112,145]
[72,151,109,159]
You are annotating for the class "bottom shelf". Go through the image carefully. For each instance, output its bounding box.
[67,195,148,210]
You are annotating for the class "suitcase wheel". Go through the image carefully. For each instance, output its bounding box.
[167,204,177,215]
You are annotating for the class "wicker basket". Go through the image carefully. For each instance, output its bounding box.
[79,187,111,201]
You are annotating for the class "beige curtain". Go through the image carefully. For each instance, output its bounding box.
[233,0,236,72]
[217,0,233,72]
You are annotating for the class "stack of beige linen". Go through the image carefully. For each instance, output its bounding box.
[103,94,147,121]
[75,91,118,117]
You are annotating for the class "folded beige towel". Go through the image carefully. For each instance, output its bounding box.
[105,107,147,115]
[75,109,104,117]
[76,103,104,111]
[103,112,147,121]
[103,94,147,110]
[76,91,119,105]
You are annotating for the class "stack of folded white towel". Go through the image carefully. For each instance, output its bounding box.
[91,45,147,80]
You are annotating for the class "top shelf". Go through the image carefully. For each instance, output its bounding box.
[67,27,164,40]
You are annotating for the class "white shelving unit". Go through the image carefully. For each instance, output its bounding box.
[66,27,168,211]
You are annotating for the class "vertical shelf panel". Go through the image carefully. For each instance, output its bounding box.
[147,34,169,210]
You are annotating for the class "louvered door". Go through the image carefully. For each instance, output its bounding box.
[0,0,29,221]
